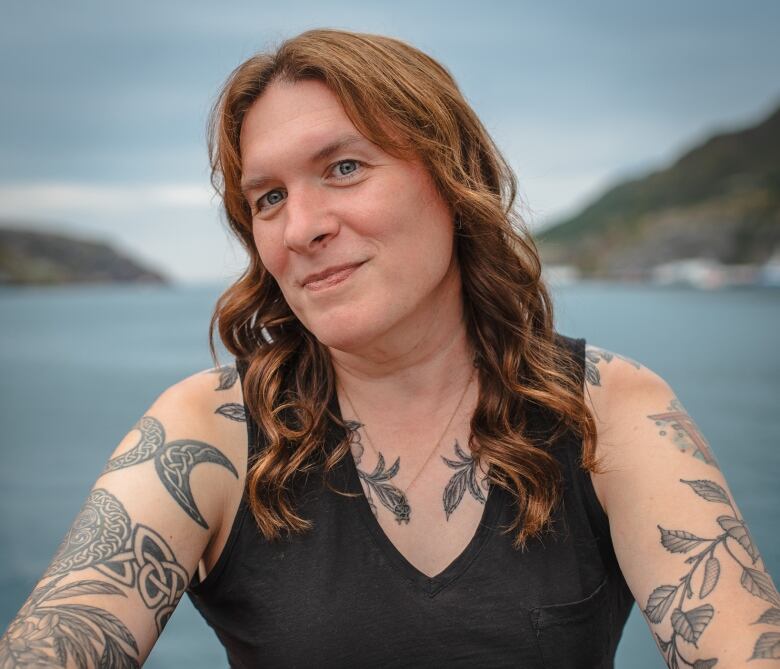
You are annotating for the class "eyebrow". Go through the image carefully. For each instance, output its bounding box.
[240,134,368,196]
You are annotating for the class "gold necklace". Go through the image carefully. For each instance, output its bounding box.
[338,366,476,524]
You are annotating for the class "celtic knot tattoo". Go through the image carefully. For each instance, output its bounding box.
[131,526,189,631]
[45,489,131,575]
[102,415,238,528]
[104,416,164,470]
[45,488,187,635]
[0,487,191,666]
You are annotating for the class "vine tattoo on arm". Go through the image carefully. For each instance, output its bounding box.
[643,479,780,666]
[208,365,247,423]
[102,416,238,529]
[584,345,641,387]
[345,420,411,524]
[441,440,486,520]
[0,488,189,668]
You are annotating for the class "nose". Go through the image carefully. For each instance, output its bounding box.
[282,187,339,254]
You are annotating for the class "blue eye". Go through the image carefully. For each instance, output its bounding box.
[256,188,286,212]
[333,160,361,177]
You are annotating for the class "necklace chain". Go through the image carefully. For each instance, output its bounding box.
[338,365,476,513]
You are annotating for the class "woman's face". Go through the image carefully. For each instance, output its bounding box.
[239,79,460,354]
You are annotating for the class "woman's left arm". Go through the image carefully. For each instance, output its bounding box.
[585,346,780,667]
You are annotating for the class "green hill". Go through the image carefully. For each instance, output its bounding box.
[0,225,167,285]
[536,104,780,278]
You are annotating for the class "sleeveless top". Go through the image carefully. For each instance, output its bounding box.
[187,334,635,668]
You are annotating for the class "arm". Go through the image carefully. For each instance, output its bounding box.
[0,366,247,668]
[586,346,780,667]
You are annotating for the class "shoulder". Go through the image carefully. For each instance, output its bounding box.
[583,343,647,392]
[582,343,670,421]
[581,344,718,514]
[152,363,247,433]
[102,362,250,535]
[151,361,250,486]
[582,342,684,452]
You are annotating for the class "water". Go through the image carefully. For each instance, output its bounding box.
[1,282,778,668]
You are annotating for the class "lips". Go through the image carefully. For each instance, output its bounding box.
[301,262,364,290]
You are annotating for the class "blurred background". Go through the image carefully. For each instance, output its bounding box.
[1,1,778,667]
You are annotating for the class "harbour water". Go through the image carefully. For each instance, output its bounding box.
[1,282,778,668]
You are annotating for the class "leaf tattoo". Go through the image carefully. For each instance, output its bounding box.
[215,402,246,422]
[718,516,760,563]
[645,584,678,624]
[441,440,486,520]
[750,633,780,660]
[671,605,715,646]
[749,601,780,661]
[0,575,140,668]
[682,480,730,505]
[102,416,238,529]
[356,452,410,524]
[344,420,365,465]
[753,608,780,626]
[208,365,238,391]
[700,557,720,598]
[659,527,707,553]
[206,365,246,422]
[740,568,780,608]
[644,478,780,667]
[345,420,411,523]
[584,346,641,387]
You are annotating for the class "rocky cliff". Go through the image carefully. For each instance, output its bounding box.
[0,226,167,285]
[536,104,780,279]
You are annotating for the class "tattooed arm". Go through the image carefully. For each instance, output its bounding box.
[0,367,247,668]
[586,346,779,667]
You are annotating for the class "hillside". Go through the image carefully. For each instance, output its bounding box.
[0,226,167,285]
[536,105,780,278]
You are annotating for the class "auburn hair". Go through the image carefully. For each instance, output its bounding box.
[208,28,599,549]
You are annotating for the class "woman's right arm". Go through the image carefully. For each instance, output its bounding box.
[0,367,248,668]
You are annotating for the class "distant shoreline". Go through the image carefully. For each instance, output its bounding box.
[0,226,168,286]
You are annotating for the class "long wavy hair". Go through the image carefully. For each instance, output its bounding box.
[208,28,599,549]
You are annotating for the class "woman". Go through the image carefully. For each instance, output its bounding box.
[2,29,777,668]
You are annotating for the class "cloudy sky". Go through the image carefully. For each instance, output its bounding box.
[2,1,779,282]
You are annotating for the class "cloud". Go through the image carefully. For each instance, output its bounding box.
[0,182,214,214]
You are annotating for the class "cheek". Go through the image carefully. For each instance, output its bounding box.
[252,227,284,276]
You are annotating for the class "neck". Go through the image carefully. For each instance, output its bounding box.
[330,287,475,419]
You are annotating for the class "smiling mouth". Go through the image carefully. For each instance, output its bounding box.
[303,263,364,291]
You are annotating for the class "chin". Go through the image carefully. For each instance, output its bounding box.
[307,323,377,353]
[300,309,389,354]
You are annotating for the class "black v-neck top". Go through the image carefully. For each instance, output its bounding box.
[187,334,635,668]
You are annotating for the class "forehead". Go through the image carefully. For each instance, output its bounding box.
[239,80,361,168]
